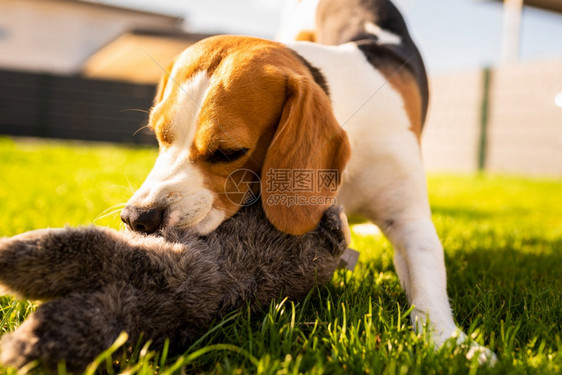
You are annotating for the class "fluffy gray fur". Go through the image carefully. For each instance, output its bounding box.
[0,203,346,372]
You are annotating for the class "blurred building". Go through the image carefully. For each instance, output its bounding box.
[0,0,212,83]
[0,0,213,145]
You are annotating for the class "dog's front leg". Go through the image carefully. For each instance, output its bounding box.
[384,215,497,364]
[339,133,496,364]
[384,217,456,340]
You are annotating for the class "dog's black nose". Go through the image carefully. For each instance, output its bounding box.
[121,206,163,234]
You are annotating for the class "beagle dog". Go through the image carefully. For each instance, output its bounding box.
[121,0,495,362]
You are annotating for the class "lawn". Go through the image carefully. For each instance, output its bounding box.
[0,137,561,374]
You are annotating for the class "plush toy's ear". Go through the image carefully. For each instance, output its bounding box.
[261,75,351,235]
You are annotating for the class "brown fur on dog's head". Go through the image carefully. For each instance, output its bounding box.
[123,36,350,236]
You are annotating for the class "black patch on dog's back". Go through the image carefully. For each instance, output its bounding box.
[315,0,429,126]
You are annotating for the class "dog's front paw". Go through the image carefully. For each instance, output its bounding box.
[436,329,497,365]
[465,341,498,365]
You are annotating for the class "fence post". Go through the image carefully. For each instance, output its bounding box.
[478,67,492,171]
[35,73,53,138]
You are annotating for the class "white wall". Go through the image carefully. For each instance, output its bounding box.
[0,0,180,74]
[422,59,562,177]
[421,70,483,172]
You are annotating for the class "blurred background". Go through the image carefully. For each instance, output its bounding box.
[0,0,561,176]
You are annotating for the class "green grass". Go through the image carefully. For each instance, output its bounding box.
[0,137,561,374]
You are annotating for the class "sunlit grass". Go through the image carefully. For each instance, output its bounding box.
[0,137,560,374]
[0,137,156,234]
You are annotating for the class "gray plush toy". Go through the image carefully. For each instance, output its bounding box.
[0,202,349,372]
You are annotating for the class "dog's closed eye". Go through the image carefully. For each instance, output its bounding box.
[206,148,249,164]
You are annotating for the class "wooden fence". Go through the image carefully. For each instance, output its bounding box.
[0,69,157,145]
[421,59,562,177]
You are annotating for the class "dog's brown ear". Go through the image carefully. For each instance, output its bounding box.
[261,75,351,235]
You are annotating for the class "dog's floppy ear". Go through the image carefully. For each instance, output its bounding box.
[261,75,351,235]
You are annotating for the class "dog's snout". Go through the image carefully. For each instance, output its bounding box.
[121,206,163,234]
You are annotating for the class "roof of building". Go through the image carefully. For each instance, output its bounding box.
[490,0,562,14]
[82,29,216,83]
[73,0,184,22]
